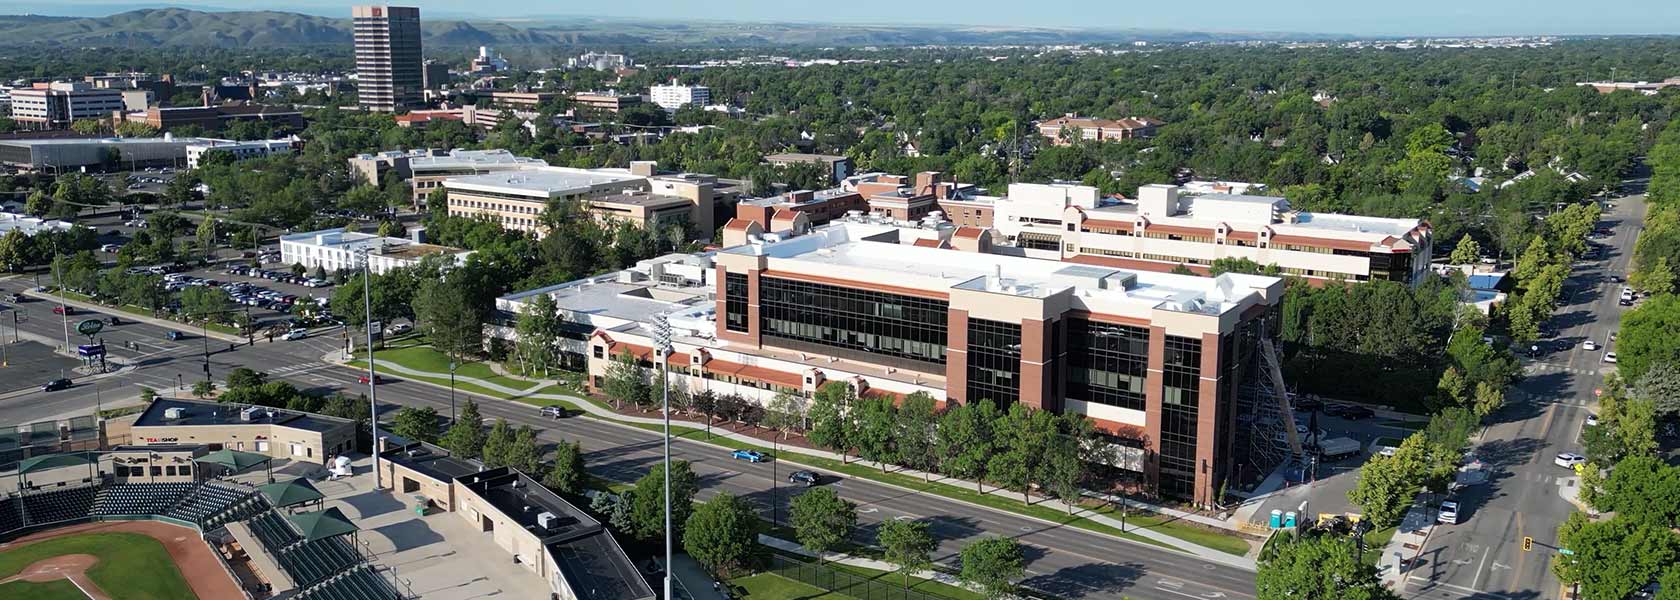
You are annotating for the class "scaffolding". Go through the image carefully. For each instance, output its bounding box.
[1235,337,1301,491]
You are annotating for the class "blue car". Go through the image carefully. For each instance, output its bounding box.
[731,449,767,463]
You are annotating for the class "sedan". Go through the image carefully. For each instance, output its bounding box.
[1555,452,1587,468]
[1583,340,1598,351]
[281,329,309,341]
[1586,414,1600,427]
[788,470,820,487]
[41,378,72,392]
[357,374,387,385]
[731,449,767,463]
[1605,352,1619,363]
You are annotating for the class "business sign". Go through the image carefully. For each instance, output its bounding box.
[75,319,103,337]
[76,344,106,357]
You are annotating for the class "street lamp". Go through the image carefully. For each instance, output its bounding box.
[652,315,673,600]
[448,361,458,423]
[361,247,382,490]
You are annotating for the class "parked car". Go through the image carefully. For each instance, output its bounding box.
[540,406,567,419]
[1605,352,1619,363]
[358,374,386,385]
[281,329,309,341]
[730,449,767,463]
[100,243,121,253]
[389,323,413,335]
[51,306,72,315]
[1586,414,1600,427]
[1583,340,1598,351]
[1437,500,1461,525]
[41,378,72,392]
[1554,452,1587,468]
[788,470,820,487]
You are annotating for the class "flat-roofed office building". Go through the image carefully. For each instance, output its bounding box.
[353,6,423,112]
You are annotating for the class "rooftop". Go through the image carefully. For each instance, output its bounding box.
[590,192,693,208]
[458,468,655,600]
[0,136,209,147]
[408,148,547,171]
[444,167,644,197]
[765,152,848,162]
[501,254,714,326]
[278,228,469,258]
[379,442,482,482]
[726,222,1276,315]
[133,398,351,434]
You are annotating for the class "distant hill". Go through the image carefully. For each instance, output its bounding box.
[0,8,1347,48]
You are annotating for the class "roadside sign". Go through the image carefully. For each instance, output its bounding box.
[76,344,105,357]
[1594,388,1602,397]
[75,319,104,337]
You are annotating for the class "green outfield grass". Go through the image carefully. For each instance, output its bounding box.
[0,532,197,600]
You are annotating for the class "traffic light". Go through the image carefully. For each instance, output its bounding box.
[1523,536,1534,552]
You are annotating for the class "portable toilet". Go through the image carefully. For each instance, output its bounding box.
[1269,509,1283,529]
[1284,511,1298,528]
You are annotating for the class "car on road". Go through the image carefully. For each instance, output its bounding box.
[1583,340,1598,351]
[51,306,72,315]
[1555,452,1587,468]
[1605,352,1619,363]
[281,329,308,341]
[540,406,567,418]
[1586,414,1600,427]
[41,378,72,392]
[731,449,767,463]
[788,470,820,487]
[100,243,121,253]
[165,330,184,340]
[357,374,387,385]
[389,323,413,335]
[1437,500,1460,525]
[1326,404,1376,420]
[1611,275,1624,283]
[1611,331,1618,342]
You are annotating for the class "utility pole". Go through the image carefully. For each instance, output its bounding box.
[363,248,382,490]
[653,315,673,600]
[51,241,70,353]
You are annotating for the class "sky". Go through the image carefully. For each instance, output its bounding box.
[24,0,1680,37]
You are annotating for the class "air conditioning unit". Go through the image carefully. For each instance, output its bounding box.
[163,407,185,420]
[537,511,559,531]
[239,407,262,422]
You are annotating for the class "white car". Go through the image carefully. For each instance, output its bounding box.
[1604,352,1618,363]
[1437,500,1460,525]
[389,323,413,335]
[125,219,147,228]
[281,329,309,341]
[1586,414,1600,427]
[1555,452,1587,468]
[1583,340,1598,351]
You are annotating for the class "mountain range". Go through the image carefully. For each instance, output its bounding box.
[0,8,1346,48]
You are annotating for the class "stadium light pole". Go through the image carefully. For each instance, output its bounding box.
[362,248,381,490]
[653,315,673,600]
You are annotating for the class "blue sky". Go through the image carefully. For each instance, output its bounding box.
[29,0,1680,36]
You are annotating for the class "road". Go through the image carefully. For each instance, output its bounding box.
[1399,189,1645,600]
[0,279,1259,600]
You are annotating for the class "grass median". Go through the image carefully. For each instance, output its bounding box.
[55,290,241,335]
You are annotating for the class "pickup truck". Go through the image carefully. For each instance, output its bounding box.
[1317,437,1362,460]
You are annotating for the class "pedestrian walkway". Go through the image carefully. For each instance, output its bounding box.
[757,534,977,590]
[331,351,1261,570]
[669,553,728,600]
[1378,504,1436,589]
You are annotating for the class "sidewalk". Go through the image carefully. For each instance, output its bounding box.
[670,553,728,600]
[759,534,979,591]
[336,351,1260,570]
[22,290,246,344]
[1378,504,1436,590]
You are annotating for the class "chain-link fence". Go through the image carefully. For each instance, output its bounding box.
[768,554,947,600]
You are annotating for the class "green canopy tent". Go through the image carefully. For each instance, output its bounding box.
[14,452,99,490]
[257,477,325,512]
[194,449,273,482]
[287,506,359,545]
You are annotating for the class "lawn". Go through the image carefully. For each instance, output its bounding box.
[363,345,538,391]
[1361,525,1398,566]
[56,291,241,336]
[0,579,91,600]
[0,532,197,600]
[820,560,984,600]
[1084,502,1253,556]
[730,573,854,600]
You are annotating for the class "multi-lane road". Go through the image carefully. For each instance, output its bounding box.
[0,279,1258,600]
[1399,189,1647,600]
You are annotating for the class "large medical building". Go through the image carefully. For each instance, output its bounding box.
[495,217,1285,505]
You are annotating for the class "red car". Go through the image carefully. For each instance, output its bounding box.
[51,306,73,315]
[357,374,386,385]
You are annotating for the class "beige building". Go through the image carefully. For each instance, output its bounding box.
[1036,114,1163,145]
[443,161,721,239]
[127,399,358,465]
[347,148,548,204]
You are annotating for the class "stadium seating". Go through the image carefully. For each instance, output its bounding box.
[167,480,259,526]
[20,486,96,526]
[294,565,404,600]
[0,497,20,534]
[249,509,303,551]
[92,482,194,516]
[279,536,363,587]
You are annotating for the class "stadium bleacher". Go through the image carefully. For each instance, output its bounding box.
[249,509,303,551]
[20,486,96,526]
[294,565,404,600]
[167,480,259,527]
[93,483,194,516]
[280,536,363,587]
[0,497,19,533]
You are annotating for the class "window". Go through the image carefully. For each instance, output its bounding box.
[151,466,163,476]
[165,466,177,476]
[758,276,948,372]
[966,319,1022,406]
[1067,320,1149,410]
[725,273,750,333]
[1159,335,1202,499]
[593,346,604,359]
[180,465,192,477]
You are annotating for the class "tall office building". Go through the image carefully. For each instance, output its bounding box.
[353,6,423,112]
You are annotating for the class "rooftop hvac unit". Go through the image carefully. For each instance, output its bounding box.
[163,407,186,420]
[239,406,263,422]
[537,511,559,531]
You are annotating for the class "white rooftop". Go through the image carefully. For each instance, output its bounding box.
[409,148,547,171]
[444,167,644,196]
[1289,212,1421,237]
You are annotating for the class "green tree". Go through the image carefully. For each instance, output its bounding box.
[1554,515,1680,600]
[1635,361,1680,417]
[938,400,999,492]
[192,380,216,399]
[807,381,856,462]
[1592,455,1680,528]
[196,217,217,259]
[682,492,761,577]
[1437,367,1468,406]
[853,395,899,471]
[630,461,699,542]
[1346,449,1420,528]
[1656,568,1680,600]
[1472,381,1505,418]
[414,276,479,364]
[512,292,559,376]
[441,399,487,459]
[764,389,807,440]
[959,537,1025,600]
[506,425,544,475]
[895,392,940,481]
[601,350,646,410]
[180,286,230,322]
[1256,534,1399,600]
[480,419,515,468]
[543,441,586,494]
[789,487,857,562]
[391,406,440,443]
[877,519,936,590]
[24,190,51,218]
[1448,235,1482,265]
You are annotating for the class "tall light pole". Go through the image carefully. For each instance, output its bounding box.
[652,315,673,600]
[362,248,381,490]
[50,242,70,353]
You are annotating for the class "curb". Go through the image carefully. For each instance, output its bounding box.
[328,357,1260,571]
[22,290,246,344]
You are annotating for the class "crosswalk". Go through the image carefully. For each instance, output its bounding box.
[1522,363,1610,376]
[265,363,336,377]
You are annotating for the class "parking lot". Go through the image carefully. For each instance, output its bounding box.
[1236,400,1433,525]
